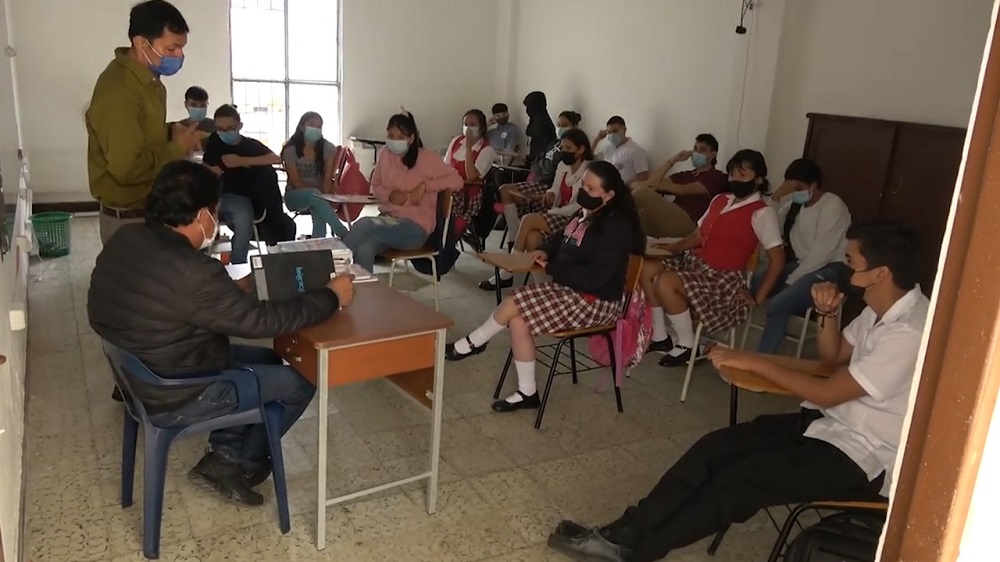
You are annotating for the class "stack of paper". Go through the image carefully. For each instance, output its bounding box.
[274,238,353,263]
[335,262,377,283]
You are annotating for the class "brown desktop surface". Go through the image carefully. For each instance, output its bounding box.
[718,354,833,395]
[477,251,542,273]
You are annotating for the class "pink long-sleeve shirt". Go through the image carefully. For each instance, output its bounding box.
[370,146,464,234]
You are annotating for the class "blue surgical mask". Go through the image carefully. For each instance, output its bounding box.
[187,107,207,122]
[691,152,709,168]
[792,189,812,205]
[304,126,322,142]
[386,139,409,155]
[607,133,623,147]
[144,40,184,76]
[555,126,569,138]
[218,131,240,145]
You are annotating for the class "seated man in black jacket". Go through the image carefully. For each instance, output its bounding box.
[89,160,354,506]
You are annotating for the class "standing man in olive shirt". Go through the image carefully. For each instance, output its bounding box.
[86,0,202,244]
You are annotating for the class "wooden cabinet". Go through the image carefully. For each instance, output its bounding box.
[803,113,966,294]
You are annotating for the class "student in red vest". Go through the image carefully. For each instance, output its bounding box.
[643,149,785,366]
[445,161,645,412]
[480,128,594,290]
[444,109,497,234]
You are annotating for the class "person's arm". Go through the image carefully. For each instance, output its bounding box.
[419,150,464,193]
[321,141,337,194]
[665,228,703,253]
[508,126,522,153]
[770,180,797,203]
[370,148,392,202]
[753,245,786,304]
[656,178,709,197]
[749,206,786,304]
[281,146,307,189]
[201,135,224,176]
[89,86,187,185]
[240,153,282,167]
[182,258,340,339]
[468,144,495,182]
[817,305,853,366]
[787,202,851,283]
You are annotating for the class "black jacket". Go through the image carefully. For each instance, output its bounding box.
[523,91,556,168]
[88,222,339,410]
[531,141,561,186]
[540,206,644,302]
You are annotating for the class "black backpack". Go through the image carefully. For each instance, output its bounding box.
[784,512,885,562]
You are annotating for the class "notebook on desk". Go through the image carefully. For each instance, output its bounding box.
[251,250,335,301]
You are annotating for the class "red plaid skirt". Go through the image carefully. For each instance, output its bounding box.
[541,212,574,240]
[512,282,621,336]
[662,253,749,334]
[510,181,550,215]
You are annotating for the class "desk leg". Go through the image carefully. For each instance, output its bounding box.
[316,350,329,550]
[426,328,446,514]
[494,266,502,306]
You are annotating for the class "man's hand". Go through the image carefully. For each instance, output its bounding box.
[221,154,245,168]
[596,129,609,142]
[408,181,427,205]
[529,250,548,267]
[174,123,202,155]
[811,282,845,315]
[743,290,758,307]
[542,192,556,207]
[672,150,693,164]
[707,346,765,372]
[328,274,355,307]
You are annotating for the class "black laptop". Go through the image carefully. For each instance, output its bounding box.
[250,250,335,301]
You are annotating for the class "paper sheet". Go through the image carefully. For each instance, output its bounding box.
[225,262,252,280]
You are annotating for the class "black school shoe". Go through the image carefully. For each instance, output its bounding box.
[491,391,540,412]
[188,452,264,506]
[547,520,633,562]
[478,276,515,291]
[243,459,272,488]
[445,338,488,362]
[658,346,694,368]
[646,336,674,354]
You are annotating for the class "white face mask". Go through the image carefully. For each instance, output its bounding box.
[463,125,480,138]
[199,209,219,250]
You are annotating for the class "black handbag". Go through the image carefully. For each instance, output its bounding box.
[784,512,885,562]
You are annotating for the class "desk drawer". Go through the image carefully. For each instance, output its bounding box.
[275,332,438,388]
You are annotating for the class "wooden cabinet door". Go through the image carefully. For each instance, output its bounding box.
[804,115,897,220]
[882,126,965,294]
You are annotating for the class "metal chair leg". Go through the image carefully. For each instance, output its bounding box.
[431,257,440,311]
[493,350,515,400]
[494,266,502,306]
[729,385,739,426]
[795,308,813,359]
[707,526,729,556]
[604,333,623,413]
[535,339,569,429]
[388,258,397,286]
[569,338,579,384]
[766,503,813,562]
[680,323,705,402]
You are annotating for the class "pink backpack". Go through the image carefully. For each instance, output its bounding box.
[588,286,653,387]
[334,147,370,222]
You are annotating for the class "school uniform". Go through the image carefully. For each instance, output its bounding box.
[511,208,637,335]
[663,192,782,334]
[537,160,589,235]
[560,286,929,561]
[445,135,496,225]
[601,139,650,185]
[510,141,561,216]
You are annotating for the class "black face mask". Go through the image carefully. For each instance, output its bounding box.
[576,190,604,210]
[728,180,757,198]
[559,151,577,165]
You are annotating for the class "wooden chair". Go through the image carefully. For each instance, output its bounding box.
[382,192,453,311]
[492,255,644,429]
[680,249,760,402]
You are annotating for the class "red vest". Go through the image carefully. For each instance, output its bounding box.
[558,174,572,206]
[448,137,489,181]
[695,195,767,271]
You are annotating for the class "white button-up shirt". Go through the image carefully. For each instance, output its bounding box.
[802,287,929,496]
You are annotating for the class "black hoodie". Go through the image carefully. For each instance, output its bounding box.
[522,91,557,167]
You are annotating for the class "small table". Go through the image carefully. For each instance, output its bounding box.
[312,193,379,205]
[273,282,453,550]
[718,354,833,426]
[477,251,542,305]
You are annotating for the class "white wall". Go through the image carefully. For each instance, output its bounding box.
[765,0,994,172]
[507,0,788,172]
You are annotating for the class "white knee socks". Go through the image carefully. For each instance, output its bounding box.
[455,314,505,353]
[505,360,536,402]
[667,310,695,352]
[503,204,520,238]
[651,306,668,342]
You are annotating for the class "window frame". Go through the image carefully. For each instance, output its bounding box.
[227,0,343,145]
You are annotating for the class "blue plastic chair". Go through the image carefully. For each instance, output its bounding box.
[102,341,291,559]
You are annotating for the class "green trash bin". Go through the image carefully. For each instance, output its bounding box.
[30,211,73,257]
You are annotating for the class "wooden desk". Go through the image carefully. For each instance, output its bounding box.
[718,354,833,426]
[273,282,453,550]
[477,251,542,304]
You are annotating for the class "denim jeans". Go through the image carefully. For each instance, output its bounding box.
[284,187,349,239]
[750,261,849,354]
[341,216,428,272]
[219,194,255,264]
[148,345,315,470]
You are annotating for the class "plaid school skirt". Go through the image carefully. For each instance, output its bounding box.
[512,282,621,336]
[541,212,574,241]
[510,181,550,215]
[662,253,749,334]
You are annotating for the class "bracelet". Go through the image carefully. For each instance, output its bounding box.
[814,309,840,318]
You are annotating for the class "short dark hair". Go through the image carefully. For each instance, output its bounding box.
[184,86,208,103]
[559,110,582,127]
[726,149,770,193]
[128,0,189,41]
[145,160,221,227]
[213,104,240,121]
[784,158,823,187]
[491,103,508,115]
[607,115,626,128]
[846,220,921,290]
[695,133,719,153]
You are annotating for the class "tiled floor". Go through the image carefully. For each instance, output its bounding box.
[24,216,804,561]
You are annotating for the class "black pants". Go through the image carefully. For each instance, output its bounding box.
[612,410,885,562]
